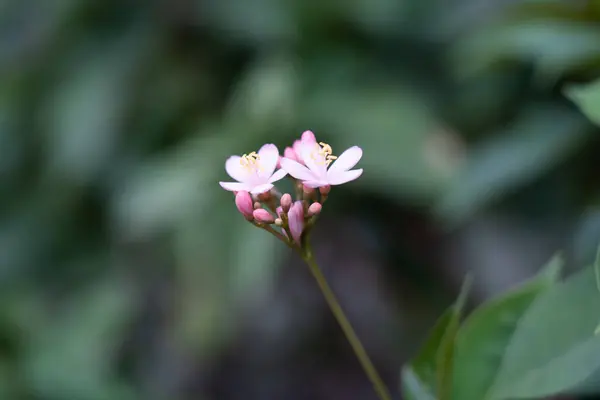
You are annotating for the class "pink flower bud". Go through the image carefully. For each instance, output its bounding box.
[288,201,304,244]
[280,193,292,212]
[284,147,298,162]
[235,191,254,220]
[307,202,322,217]
[253,208,275,224]
[319,185,331,195]
[301,130,316,143]
[276,206,284,217]
[303,184,314,194]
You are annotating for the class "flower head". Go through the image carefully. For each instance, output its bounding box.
[219,144,287,194]
[280,133,363,188]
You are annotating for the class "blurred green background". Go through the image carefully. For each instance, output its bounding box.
[1,0,600,399]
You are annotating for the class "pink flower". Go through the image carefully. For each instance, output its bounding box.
[235,191,254,219]
[219,144,287,194]
[280,135,363,188]
[287,201,304,244]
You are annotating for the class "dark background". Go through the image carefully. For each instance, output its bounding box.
[1,0,600,399]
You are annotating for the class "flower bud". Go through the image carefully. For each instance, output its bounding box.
[276,206,284,217]
[235,191,254,220]
[288,201,304,244]
[284,147,298,162]
[303,184,314,194]
[307,202,322,217]
[254,202,262,209]
[319,185,331,195]
[253,208,275,224]
[280,193,292,212]
[275,218,283,226]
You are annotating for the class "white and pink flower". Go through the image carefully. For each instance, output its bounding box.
[219,144,287,194]
[280,131,363,188]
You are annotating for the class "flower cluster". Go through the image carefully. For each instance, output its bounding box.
[219,130,363,249]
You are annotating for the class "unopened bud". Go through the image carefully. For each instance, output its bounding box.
[307,202,322,217]
[319,185,331,195]
[280,193,292,212]
[303,184,314,194]
[275,218,283,226]
[235,191,254,220]
[288,201,305,244]
[254,201,262,209]
[276,206,284,217]
[253,208,275,224]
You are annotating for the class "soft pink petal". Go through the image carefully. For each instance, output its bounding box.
[280,158,317,181]
[327,146,362,175]
[302,180,329,188]
[219,181,250,191]
[297,141,327,179]
[250,183,274,194]
[257,143,279,179]
[292,140,306,165]
[268,168,287,183]
[301,130,317,143]
[225,156,248,182]
[327,169,363,185]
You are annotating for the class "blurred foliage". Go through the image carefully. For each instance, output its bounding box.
[1,0,600,399]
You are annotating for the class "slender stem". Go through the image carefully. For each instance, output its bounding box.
[302,247,393,400]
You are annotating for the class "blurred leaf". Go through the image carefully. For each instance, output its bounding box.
[564,77,600,126]
[401,275,471,400]
[435,104,590,225]
[23,274,138,400]
[452,254,563,400]
[44,27,152,184]
[487,266,600,399]
[451,20,600,81]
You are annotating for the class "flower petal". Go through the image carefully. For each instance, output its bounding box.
[301,130,317,143]
[250,183,274,194]
[297,141,327,179]
[302,180,329,188]
[225,156,248,182]
[219,181,250,191]
[327,146,362,175]
[327,168,363,185]
[280,158,317,181]
[268,168,287,183]
[257,143,279,179]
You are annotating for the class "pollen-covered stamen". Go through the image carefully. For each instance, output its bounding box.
[311,142,337,166]
[240,151,263,172]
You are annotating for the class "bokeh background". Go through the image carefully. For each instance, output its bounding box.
[1,0,600,399]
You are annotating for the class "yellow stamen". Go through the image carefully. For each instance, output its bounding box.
[240,151,263,172]
[312,142,337,166]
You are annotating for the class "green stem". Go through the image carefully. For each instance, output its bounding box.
[302,246,393,400]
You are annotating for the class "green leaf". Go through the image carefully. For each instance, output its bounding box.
[452,254,564,400]
[565,78,600,127]
[401,275,472,400]
[487,266,600,399]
